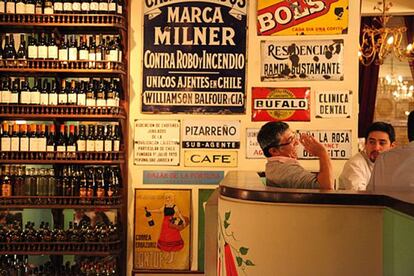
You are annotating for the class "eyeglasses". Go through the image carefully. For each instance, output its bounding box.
[277,133,297,147]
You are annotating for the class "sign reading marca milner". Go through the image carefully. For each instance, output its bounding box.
[261,39,344,81]
[142,0,247,114]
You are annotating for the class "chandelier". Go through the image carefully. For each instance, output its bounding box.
[380,56,414,100]
[359,0,414,66]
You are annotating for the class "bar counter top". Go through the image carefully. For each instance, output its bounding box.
[220,171,414,217]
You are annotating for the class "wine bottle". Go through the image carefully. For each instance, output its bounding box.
[1,123,11,152]
[37,33,48,59]
[20,79,31,104]
[20,124,29,151]
[113,124,120,151]
[90,0,98,13]
[54,0,63,14]
[1,78,11,104]
[44,0,53,14]
[58,35,68,61]
[86,124,95,152]
[15,166,25,198]
[77,80,86,106]
[28,123,38,152]
[48,80,58,106]
[16,34,27,62]
[15,0,25,13]
[98,0,107,14]
[30,78,41,105]
[0,0,5,14]
[68,35,78,61]
[144,207,155,226]
[78,35,89,60]
[63,0,72,14]
[38,124,47,152]
[96,80,106,106]
[104,124,112,151]
[6,0,16,14]
[116,0,122,15]
[56,124,67,158]
[4,35,17,60]
[66,124,77,158]
[47,168,56,201]
[27,35,38,59]
[95,167,105,201]
[77,124,86,151]
[46,124,56,157]
[86,80,96,106]
[72,0,81,13]
[81,0,90,13]
[25,0,35,14]
[48,33,58,60]
[10,123,19,152]
[35,0,42,14]
[40,79,49,105]
[1,169,12,197]
[95,34,103,68]
[108,0,116,14]
[58,79,68,105]
[10,78,20,104]
[67,79,77,105]
[95,124,104,151]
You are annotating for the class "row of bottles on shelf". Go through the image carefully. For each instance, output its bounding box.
[0,164,121,203]
[0,219,119,244]
[0,33,123,65]
[0,256,118,276]
[0,122,121,154]
[0,0,124,15]
[0,77,121,107]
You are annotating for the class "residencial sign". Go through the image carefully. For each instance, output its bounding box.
[134,120,180,165]
[257,0,349,36]
[252,87,310,121]
[261,39,344,81]
[182,120,240,149]
[315,90,352,118]
[246,128,265,159]
[142,0,247,114]
[184,151,237,167]
[143,170,224,185]
[297,130,351,159]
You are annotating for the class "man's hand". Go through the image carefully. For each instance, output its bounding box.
[299,133,328,157]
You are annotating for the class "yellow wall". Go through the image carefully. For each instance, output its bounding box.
[128,0,361,273]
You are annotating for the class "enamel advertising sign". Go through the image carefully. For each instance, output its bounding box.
[261,39,344,81]
[246,128,266,159]
[315,90,352,118]
[142,0,247,114]
[257,0,349,36]
[252,87,310,121]
[296,130,352,159]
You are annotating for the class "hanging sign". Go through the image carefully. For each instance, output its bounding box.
[257,0,349,36]
[246,128,266,159]
[260,39,344,81]
[142,0,247,114]
[315,90,352,118]
[252,87,311,121]
[134,120,180,166]
[182,120,240,149]
[296,130,352,159]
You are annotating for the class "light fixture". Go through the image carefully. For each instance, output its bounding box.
[379,55,414,101]
[359,0,414,66]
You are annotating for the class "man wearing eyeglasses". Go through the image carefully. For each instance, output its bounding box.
[257,121,334,189]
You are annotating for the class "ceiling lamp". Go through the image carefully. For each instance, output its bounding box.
[359,0,414,66]
[380,56,414,100]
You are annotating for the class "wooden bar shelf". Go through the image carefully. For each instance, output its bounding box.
[0,151,125,164]
[0,60,125,73]
[0,105,125,119]
[0,13,126,29]
[0,240,121,255]
[0,195,122,208]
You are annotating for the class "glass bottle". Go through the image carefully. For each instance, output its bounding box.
[20,79,31,105]
[40,79,49,105]
[81,0,90,13]
[15,0,25,13]
[67,80,77,105]
[30,78,41,105]
[19,124,29,152]
[27,35,38,59]
[58,35,68,61]
[58,79,68,105]
[48,79,58,106]
[68,35,78,61]
[46,124,55,158]
[86,124,95,152]
[95,124,104,151]
[104,124,112,152]
[35,0,42,14]
[72,0,81,13]
[77,80,86,106]
[53,0,63,14]
[37,33,48,59]
[48,33,58,60]
[25,0,35,14]
[10,78,20,104]
[1,122,11,152]
[44,0,53,14]
[86,80,96,107]
[78,35,89,61]
[66,124,77,158]
[6,0,16,14]
[10,123,19,152]
[16,34,27,63]
[112,124,120,151]
[96,80,106,106]
[63,0,72,14]
[56,124,67,158]
[77,124,86,151]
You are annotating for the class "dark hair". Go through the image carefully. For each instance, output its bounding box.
[365,122,395,143]
[257,122,289,157]
[408,111,414,142]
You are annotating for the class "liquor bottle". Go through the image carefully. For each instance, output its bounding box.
[66,124,77,158]
[25,0,35,14]
[95,167,105,201]
[6,0,16,14]
[46,124,55,157]
[16,34,27,61]
[44,0,53,14]
[95,124,104,151]
[81,0,90,13]
[40,79,49,105]
[10,78,19,104]
[38,124,47,152]
[10,123,19,152]
[48,33,58,60]
[19,124,29,151]
[20,79,31,104]
[15,166,25,198]
[63,0,72,13]
[27,35,38,59]
[35,0,42,14]
[1,123,11,152]
[86,167,95,202]
[108,0,116,14]
[104,124,112,151]
[72,0,81,13]
[77,81,86,106]
[47,168,56,202]
[37,33,48,59]
[30,78,41,105]
[98,0,107,14]
[77,124,86,151]
[86,124,95,152]
[53,0,63,14]
[54,168,63,196]
[86,80,96,106]
[68,35,78,61]
[1,78,11,104]
[56,124,67,158]
[78,35,89,60]
[48,80,58,105]
[96,80,106,106]
[62,166,72,199]
[29,123,38,152]
[58,35,68,61]
[1,169,12,197]
[89,0,98,13]
[36,168,47,197]
[67,79,77,105]
[79,168,87,202]
[144,207,155,226]
[15,0,25,13]
[58,79,68,105]
[113,124,120,151]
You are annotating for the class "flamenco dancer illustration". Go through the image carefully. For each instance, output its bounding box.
[146,193,186,264]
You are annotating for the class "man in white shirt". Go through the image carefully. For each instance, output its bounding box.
[339,122,396,191]
[368,111,414,191]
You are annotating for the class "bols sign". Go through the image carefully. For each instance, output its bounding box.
[143,0,247,113]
